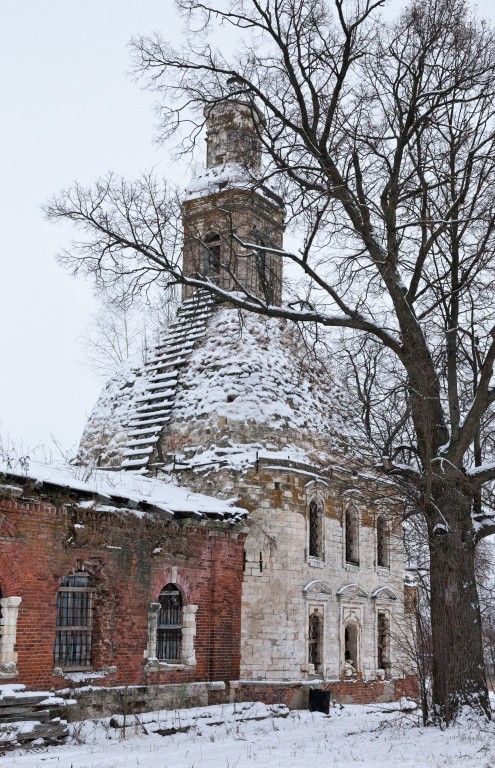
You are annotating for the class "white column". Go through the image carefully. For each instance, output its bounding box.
[145,602,161,659]
[0,596,22,675]
[181,604,198,666]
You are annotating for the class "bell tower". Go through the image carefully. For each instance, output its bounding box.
[182,99,285,305]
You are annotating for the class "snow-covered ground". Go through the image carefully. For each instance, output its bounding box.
[2,700,495,768]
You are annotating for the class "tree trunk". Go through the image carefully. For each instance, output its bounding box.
[428,486,490,724]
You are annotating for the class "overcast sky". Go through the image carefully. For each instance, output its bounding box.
[1,0,494,459]
[1,1,182,458]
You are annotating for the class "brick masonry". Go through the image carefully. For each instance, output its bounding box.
[0,489,245,692]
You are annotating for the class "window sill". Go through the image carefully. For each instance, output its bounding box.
[307,556,325,568]
[144,658,196,672]
[52,667,116,681]
[377,565,391,573]
[0,662,18,679]
[376,668,392,681]
[345,562,359,570]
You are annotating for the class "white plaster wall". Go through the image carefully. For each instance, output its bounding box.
[236,471,407,682]
[177,458,409,683]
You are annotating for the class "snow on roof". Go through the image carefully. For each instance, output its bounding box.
[170,308,363,447]
[0,459,246,522]
[184,162,282,206]
[77,302,369,477]
[165,442,329,474]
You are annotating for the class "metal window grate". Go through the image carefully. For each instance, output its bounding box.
[54,572,95,669]
[157,585,182,661]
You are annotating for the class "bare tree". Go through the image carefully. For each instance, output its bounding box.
[80,287,179,377]
[45,0,495,723]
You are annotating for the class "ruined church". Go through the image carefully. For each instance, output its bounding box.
[0,100,415,722]
[79,99,413,695]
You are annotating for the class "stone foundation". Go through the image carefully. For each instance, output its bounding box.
[56,681,228,721]
[54,674,418,721]
[234,676,419,709]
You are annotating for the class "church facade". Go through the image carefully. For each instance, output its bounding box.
[79,99,416,703]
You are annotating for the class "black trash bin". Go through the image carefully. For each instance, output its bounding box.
[308,688,331,714]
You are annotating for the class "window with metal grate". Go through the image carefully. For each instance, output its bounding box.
[157,584,182,661]
[54,572,95,669]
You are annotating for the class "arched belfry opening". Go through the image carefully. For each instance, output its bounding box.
[182,99,285,304]
[308,498,324,559]
[203,232,221,279]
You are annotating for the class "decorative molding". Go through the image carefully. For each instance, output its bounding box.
[341,489,364,498]
[303,580,332,596]
[304,478,330,490]
[336,584,368,600]
[371,587,397,601]
[181,604,198,665]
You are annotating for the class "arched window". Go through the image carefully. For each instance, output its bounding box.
[308,608,322,673]
[345,506,359,565]
[377,612,391,675]
[344,623,359,673]
[309,499,323,559]
[376,515,390,568]
[157,584,182,661]
[204,233,221,277]
[54,572,95,669]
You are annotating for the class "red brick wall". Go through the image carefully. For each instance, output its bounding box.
[237,677,419,709]
[237,683,305,709]
[325,677,418,704]
[0,494,245,691]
